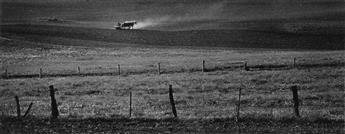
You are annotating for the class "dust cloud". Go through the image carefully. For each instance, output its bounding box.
[134,1,226,29]
[133,0,344,29]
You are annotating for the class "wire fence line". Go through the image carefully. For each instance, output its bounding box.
[2,83,341,120]
[2,57,344,79]
[1,57,343,119]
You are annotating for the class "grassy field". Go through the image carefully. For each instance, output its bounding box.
[0,36,344,133]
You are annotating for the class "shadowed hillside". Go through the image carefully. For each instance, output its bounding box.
[1,24,344,50]
[2,0,344,50]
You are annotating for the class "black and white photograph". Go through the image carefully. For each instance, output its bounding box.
[0,0,344,133]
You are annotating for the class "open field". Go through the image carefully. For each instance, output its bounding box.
[1,24,344,50]
[0,35,344,76]
[0,36,344,133]
[1,0,345,133]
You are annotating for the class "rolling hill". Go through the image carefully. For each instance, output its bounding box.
[1,24,343,50]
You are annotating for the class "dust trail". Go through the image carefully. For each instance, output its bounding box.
[134,16,171,29]
[134,1,226,29]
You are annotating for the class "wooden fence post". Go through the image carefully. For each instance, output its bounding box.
[157,63,161,75]
[118,64,121,76]
[39,68,43,78]
[77,66,81,75]
[236,88,242,122]
[244,62,249,71]
[129,92,132,118]
[49,85,59,119]
[169,85,177,118]
[202,60,205,72]
[293,58,296,68]
[291,85,300,117]
[4,68,8,79]
[15,96,21,118]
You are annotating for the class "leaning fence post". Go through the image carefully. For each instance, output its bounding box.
[23,102,33,117]
[118,64,121,76]
[15,96,21,118]
[49,85,59,119]
[77,66,81,75]
[291,85,300,117]
[202,60,205,72]
[169,85,177,118]
[157,63,161,75]
[236,88,242,122]
[129,92,132,118]
[39,68,43,78]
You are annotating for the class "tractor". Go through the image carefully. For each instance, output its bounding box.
[114,21,137,30]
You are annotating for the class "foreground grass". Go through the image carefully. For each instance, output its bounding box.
[1,116,344,134]
[1,66,343,119]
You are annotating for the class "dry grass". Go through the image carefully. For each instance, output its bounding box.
[0,37,344,133]
[1,38,343,76]
[0,38,344,120]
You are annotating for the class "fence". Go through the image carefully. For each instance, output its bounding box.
[1,57,342,120]
[2,57,343,79]
[8,84,305,121]
[1,60,247,79]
